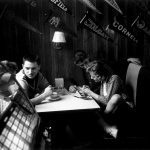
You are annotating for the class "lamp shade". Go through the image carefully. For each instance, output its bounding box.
[52,31,66,43]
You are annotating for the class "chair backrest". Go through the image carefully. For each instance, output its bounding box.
[0,88,40,150]
[125,63,142,106]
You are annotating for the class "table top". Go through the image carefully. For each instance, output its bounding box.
[35,90,100,113]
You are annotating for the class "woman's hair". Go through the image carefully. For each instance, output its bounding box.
[86,61,112,80]
[23,54,40,65]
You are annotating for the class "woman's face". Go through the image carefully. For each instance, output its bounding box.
[89,71,102,82]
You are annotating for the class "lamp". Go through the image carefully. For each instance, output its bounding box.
[52,31,66,50]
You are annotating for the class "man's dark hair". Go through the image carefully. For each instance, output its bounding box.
[23,54,40,65]
[74,50,88,65]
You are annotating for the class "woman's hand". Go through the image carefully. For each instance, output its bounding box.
[81,85,92,96]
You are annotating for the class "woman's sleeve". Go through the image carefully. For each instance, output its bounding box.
[107,75,124,100]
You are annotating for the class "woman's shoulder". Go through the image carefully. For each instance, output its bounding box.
[108,75,122,83]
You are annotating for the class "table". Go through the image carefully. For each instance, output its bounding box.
[35,90,100,113]
[35,89,101,148]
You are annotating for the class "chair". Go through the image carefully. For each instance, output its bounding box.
[125,62,142,107]
[123,62,150,147]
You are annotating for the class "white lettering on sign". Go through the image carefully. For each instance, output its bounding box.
[49,17,60,27]
[84,18,110,40]
[50,0,67,11]
[113,20,138,43]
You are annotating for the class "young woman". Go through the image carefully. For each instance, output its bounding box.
[81,60,129,138]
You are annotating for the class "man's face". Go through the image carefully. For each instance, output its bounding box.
[22,61,40,79]
[75,58,90,69]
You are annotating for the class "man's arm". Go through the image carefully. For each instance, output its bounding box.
[30,85,52,105]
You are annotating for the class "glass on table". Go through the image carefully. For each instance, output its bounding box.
[55,78,64,90]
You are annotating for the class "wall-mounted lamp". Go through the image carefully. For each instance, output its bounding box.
[52,31,66,50]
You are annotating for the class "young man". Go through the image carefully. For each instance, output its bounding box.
[16,54,52,105]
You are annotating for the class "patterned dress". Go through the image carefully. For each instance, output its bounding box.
[99,75,127,105]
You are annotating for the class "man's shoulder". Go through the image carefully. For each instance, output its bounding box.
[37,72,45,79]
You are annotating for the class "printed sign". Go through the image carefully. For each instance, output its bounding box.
[24,0,37,7]
[110,16,138,43]
[45,10,77,37]
[79,11,113,42]
[132,15,150,37]
[49,0,72,15]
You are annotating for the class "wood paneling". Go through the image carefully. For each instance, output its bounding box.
[0,0,150,88]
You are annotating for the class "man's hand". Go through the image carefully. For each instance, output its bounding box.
[69,85,77,93]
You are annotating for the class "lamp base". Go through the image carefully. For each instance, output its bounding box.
[53,42,64,50]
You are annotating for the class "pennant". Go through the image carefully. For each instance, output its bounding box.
[49,0,72,16]
[45,10,77,37]
[109,16,138,43]
[77,0,102,15]
[24,0,37,7]
[131,15,150,37]
[4,10,42,35]
[105,25,115,39]
[134,0,150,16]
[0,4,8,19]
[104,0,123,15]
[79,11,113,42]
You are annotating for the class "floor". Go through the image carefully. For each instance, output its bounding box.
[43,135,150,150]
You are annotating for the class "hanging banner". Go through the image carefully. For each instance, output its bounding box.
[24,0,37,7]
[134,0,150,16]
[4,10,43,35]
[105,25,115,39]
[131,15,150,37]
[79,11,113,42]
[109,16,138,43]
[45,10,77,37]
[49,0,72,16]
[104,0,123,15]
[77,0,102,15]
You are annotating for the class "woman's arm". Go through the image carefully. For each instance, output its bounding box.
[82,87,107,106]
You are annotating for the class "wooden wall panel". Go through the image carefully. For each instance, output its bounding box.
[0,0,150,88]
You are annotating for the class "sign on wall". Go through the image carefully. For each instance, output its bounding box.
[110,16,138,43]
[132,14,150,37]
[79,11,113,42]
[49,0,72,15]
[45,9,77,37]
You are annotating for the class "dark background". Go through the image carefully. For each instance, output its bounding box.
[0,0,150,87]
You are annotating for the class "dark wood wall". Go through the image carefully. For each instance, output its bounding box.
[0,0,150,87]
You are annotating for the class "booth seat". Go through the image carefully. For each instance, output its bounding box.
[116,62,150,147]
[125,62,142,107]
